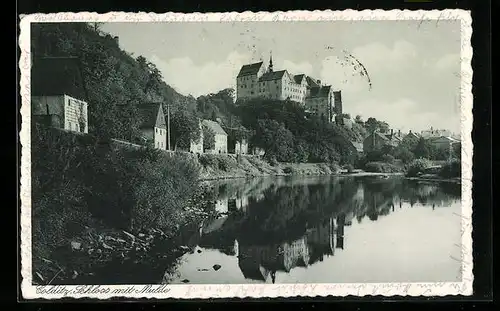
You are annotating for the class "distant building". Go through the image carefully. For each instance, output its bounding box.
[137,102,167,150]
[250,146,265,156]
[202,119,228,154]
[403,130,421,141]
[31,56,89,134]
[429,136,460,151]
[190,119,204,154]
[235,54,341,122]
[421,127,452,139]
[363,129,402,153]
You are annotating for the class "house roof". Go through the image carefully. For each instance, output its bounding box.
[31,56,88,101]
[137,102,165,129]
[308,85,332,98]
[351,142,364,152]
[430,136,460,143]
[259,70,287,82]
[305,76,321,88]
[237,62,264,77]
[293,74,305,84]
[202,119,227,136]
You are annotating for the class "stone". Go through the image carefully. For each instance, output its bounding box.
[70,241,82,251]
[181,279,190,283]
[213,264,221,271]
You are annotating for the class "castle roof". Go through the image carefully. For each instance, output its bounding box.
[294,74,306,84]
[237,62,264,77]
[308,85,332,98]
[202,119,227,136]
[259,70,287,82]
[137,102,165,129]
[31,56,88,101]
[305,76,321,88]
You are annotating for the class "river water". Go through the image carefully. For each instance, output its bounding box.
[163,175,462,284]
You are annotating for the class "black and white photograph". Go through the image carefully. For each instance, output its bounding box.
[19,10,473,299]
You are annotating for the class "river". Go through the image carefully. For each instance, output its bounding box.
[163,175,462,284]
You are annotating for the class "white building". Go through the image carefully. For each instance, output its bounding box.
[421,127,452,139]
[190,119,204,154]
[32,95,89,133]
[137,102,167,150]
[202,119,228,154]
[31,56,90,133]
[235,54,342,122]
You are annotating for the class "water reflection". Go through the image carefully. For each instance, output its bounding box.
[166,176,461,284]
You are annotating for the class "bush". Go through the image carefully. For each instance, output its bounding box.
[31,126,201,280]
[364,162,401,173]
[405,158,433,177]
[381,154,396,164]
[328,162,340,173]
[198,154,218,167]
[217,156,235,172]
[283,166,295,174]
[439,160,461,178]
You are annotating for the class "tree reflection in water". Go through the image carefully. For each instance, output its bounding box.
[183,176,460,283]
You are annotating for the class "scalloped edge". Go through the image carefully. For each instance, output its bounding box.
[19,9,473,299]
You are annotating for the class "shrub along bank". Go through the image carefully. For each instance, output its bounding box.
[31,125,214,284]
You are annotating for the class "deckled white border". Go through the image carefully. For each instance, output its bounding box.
[19,9,474,299]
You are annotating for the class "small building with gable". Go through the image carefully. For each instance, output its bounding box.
[31,56,89,134]
[202,119,228,154]
[363,129,402,153]
[137,102,167,150]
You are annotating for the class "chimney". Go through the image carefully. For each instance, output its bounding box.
[391,129,394,136]
[398,129,401,136]
[409,129,412,133]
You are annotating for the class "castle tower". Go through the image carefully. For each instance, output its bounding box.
[268,51,273,72]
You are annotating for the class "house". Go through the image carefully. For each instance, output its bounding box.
[227,133,249,155]
[363,129,402,153]
[421,127,452,139]
[31,56,89,133]
[403,130,421,141]
[190,119,204,154]
[137,102,167,150]
[234,139,249,155]
[236,54,341,122]
[429,136,460,151]
[250,146,265,156]
[202,119,228,154]
[351,141,364,155]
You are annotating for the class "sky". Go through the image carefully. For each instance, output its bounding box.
[102,20,462,133]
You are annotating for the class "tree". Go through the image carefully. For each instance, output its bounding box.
[202,124,215,151]
[394,145,415,164]
[170,110,201,150]
[355,115,364,124]
[413,137,437,160]
[253,119,294,162]
[365,117,389,133]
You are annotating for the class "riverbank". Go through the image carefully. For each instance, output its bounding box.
[405,175,461,184]
[197,153,340,181]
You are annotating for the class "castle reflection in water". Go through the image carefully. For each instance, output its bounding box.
[190,176,461,283]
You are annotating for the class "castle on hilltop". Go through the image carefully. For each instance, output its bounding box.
[235,54,343,123]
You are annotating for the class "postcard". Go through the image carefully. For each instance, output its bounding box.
[19,9,473,299]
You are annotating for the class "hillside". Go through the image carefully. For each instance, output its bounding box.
[31,22,196,140]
